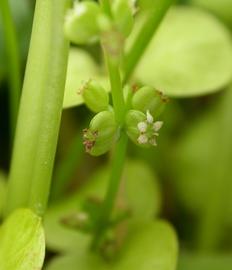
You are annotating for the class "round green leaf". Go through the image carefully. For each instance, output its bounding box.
[0,208,45,270]
[134,7,232,97]
[45,160,161,252]
[46,221,178,270]
[190,0,232,28]
[115,221,178,270]
[63,48,108,109]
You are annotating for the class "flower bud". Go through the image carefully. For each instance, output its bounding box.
[112,0,134,37]
[125,110,163,147]
[83,111,117,156]
[81,80,109,113]
[64,1,102,44]
[132,86,169,117]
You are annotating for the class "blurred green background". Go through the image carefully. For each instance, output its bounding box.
[1,0,232,269]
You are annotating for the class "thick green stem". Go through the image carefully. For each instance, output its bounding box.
[123,0,174,81]
[0,0,21,139]
[5,0,70,217]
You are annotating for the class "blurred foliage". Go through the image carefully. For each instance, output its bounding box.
[133,6,232,96]
[1,0,232,269]
[46,221,178,270]
[0,0,33,84]
[44,160,161,252]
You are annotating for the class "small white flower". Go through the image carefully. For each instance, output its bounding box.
[153,121,163,132]
[138,134,148,144]
[146,110,153,124]
[137,121,147,133]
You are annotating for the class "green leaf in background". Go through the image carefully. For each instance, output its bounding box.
[45,160,161,252]
[178,253,232,270]
[190,0,232,29]
[0,172,7,218]
[46,221,178,270]
[0,208,45,270]
[134,7,232,97]
[63,48,108,109]
[173,85,232,250]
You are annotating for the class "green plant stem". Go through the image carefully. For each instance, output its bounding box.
[106,57,125,124]
[92,132,128,249]
[123,0,174,82]
[90,1,128,248]
[0,0,21,139]
[5,0,70,217]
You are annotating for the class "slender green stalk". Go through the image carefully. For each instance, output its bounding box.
[92,132,128,248]
[5,0,70,217]
[0,0,21,139]
[92,0,174,248]
[90,0,128,248]
[123,0,174,81]
[106,57,125,124]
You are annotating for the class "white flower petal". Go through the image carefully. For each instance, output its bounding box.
[153,121,163,131]
[137,121,147,132]
[146,110,153,124]
[137,134,148,144]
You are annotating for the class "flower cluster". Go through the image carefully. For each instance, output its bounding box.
[64,1,168,156]
[137,111,163,146]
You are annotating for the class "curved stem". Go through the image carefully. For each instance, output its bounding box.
[0,0,21,139]
[5,0,70,217]
[123,0,174,82]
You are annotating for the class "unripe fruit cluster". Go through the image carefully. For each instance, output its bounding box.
[64,0,135,46]
[125,86,168,147]
[81,80,168,155]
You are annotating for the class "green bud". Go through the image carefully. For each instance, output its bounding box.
[81,80,109,113]
[125,110,163,147]
[64,1,102,44]
[132,86,169,117]
[112,0,134,37]
[83,111,117,156]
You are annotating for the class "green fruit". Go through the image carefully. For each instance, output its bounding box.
[82,80,109,113]
[112,0,134,37]
[132,86,168,117]
[83,111,117,156]
[64,1,102,44]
